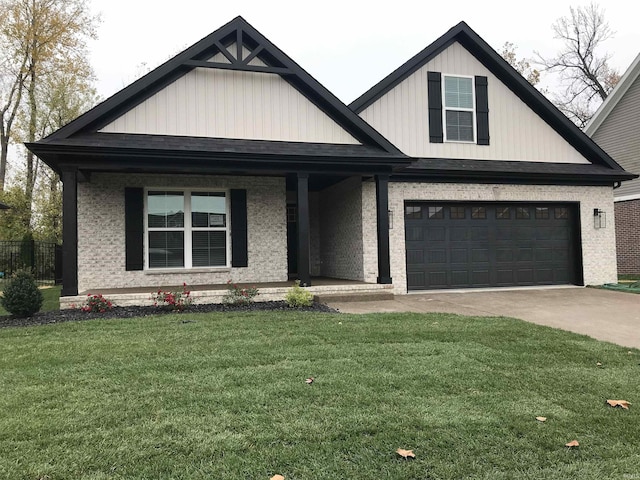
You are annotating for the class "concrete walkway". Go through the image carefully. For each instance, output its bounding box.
[328,287,640,349]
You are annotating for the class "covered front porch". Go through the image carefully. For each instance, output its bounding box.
[60,277,394,309]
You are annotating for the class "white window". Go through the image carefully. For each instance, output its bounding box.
[443,75,475,142]
[146,190,228,269]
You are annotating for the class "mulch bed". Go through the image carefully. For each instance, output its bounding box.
[0,301,339,329]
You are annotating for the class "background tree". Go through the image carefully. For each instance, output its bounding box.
[501,42,540,86]
[0,0,99,239]
[535,2,620,127]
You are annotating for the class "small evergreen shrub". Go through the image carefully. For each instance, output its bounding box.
[285,280,314,308]
[1,270,43,317]
[81,294,114,313]
[223,280,259,305]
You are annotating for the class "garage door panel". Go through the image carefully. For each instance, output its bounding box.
[406,226,424,241]
[429,250,447,263]
[428,227,446,241]
[451,270,469,286]
[451,248,468,263]
[405,202,578,290]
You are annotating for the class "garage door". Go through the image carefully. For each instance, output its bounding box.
[405,203,579,290]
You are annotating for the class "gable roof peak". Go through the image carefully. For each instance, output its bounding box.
[38,15,402,155]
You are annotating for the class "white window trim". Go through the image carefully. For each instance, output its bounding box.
[143,187,231,271]
[442,74,476,144]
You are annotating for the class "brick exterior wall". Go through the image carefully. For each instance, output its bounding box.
[614,198,640,275]
[362,182,618,294]
[319,177,364,280]
[77,173,287,292]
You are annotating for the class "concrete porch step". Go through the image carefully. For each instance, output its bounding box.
[314,291,395,303]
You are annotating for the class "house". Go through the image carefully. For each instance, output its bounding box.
[26,17,635,306]
[585,54,640,276]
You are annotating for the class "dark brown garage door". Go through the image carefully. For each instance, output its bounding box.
[405,202,580,290]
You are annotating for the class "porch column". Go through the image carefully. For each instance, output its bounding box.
[296,172,311,287]
[61,167,78,296]
[375,174,392,284]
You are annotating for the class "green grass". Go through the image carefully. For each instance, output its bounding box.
[0,312,638,479]
[0,285,61,315]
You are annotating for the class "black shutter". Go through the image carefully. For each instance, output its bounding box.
[427,71,443,143]
[475,76,489,145]
[125,187,144,271]
[230,189,248,267]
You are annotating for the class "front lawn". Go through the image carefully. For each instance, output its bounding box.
[0,312,638,479]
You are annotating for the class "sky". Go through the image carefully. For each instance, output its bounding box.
[88,0,640,105]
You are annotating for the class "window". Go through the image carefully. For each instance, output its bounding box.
[450,206,466,219]
[443,76,475,142]
[146,190,228,269]
[471,206,486,219]
[555,207,568,219]
[496,207,510,219]
[428,206,444,219]
[405,205,422,219]
[535,207,550,219]
[516,207,530,219]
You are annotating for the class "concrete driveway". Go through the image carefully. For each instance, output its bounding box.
[328,287,640,349]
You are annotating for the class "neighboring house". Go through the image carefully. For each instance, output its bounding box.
[585,54,640,275]
[26,17,635,303]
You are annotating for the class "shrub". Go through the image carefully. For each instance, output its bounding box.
[151,283,192,311]
[81,294,114,313]
[285,280,314,308]
[1,270,43,317]
[223,280,259,305]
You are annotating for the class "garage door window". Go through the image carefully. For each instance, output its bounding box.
[535,207,550,219]
[471,207,486,219]
[428,206,444,219]
[450,206,466,219]
[496,207,511,219]
[555,207,568,219]
[405,205,422,219]
[516,207,530,219]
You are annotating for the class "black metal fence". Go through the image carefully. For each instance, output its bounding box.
[0,240,62,284]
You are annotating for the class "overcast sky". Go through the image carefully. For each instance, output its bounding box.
[88,0,640,105]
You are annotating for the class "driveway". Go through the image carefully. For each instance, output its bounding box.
[328,287,640,349]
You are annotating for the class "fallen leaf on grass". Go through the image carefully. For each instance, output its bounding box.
[270,475,285,480]
[596,362,602,367]
[305,377,314,384]
[606,399,631,409]
[565,440,579,448]
[396,448,415,459]
[535,416,547,422]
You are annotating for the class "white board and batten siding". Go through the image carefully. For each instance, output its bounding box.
[100,42,359,145]
[591,74,640,199]
[359,41,590,164]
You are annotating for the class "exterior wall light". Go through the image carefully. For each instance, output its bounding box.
[594,208,606,229]
[388,210,393,229]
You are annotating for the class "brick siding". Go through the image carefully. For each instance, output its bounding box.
[614,198,640,275]
[77,173,287,292]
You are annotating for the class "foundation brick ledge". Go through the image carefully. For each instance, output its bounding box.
[60,283,394,309]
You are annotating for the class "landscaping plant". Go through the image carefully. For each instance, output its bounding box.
[285,280,314,308]
[223,280,259,305]
[0,270,43,317]
[151,283,193,311]
[81,294,114,313]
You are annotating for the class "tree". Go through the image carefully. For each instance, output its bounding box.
[535,3,620,127]
[501,42,540,86]
[0,0,99,231]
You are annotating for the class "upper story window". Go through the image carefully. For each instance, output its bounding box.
[146,190,228,269]
[443,75,475,142]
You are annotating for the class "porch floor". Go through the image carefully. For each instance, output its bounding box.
[78,277,370,296]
